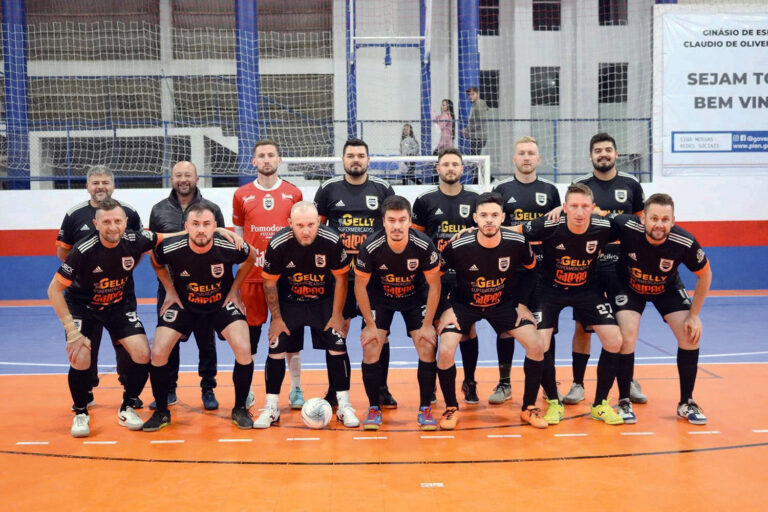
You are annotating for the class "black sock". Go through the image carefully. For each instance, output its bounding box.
[265,357,285,395]
[522,357,544,409]
[541,351,560,401]
[547,334,557,361]
[361,362,381,407]
[232,361,254,408]
[327,352,351,392]
[496,335,513,384]
[677,348,699,403]
[150,363,170,412]
[417,360,438,408]
[379,343,390,390]
[325,351,336,394]
[68,367,91,411]
[459,337,479,383]
[594,349,620,405]
[572,352,590,385]
[249,325,262,357]
[617,353,635,400]
[437,365,458,408]
[122,361,149,410]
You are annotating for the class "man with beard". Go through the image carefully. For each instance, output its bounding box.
[149,161,225,411]
[314,139,397,408]
[606,194,712,424]
[233,140,304,409]
[56,165,143,411]
[144,203,257,431]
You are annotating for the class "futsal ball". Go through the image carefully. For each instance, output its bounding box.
[301,398,333,429]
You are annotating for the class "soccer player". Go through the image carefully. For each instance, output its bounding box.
[520,184,625,425]
[489,136,561,405]
[354,195,441,430]
[438,193,547,430]
[149,161,224,411]
[606,194,712,424]
[254,201,359,429]
[412,147,480,404]
[144,203,256,431]
[56,165,143,410]
[47,199,171,437]
[314,138,397,407]
[233,140,304,409]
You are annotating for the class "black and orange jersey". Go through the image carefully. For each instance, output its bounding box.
[354,229,439,307]
[55,230,159,309]
[493,176,561,227]
[411,186,478,253]
[152,233,250,313]
[261,225,350,304]
[56,200,143,251]
[610,214,710,296]
[441,230,536,308]
[523,215,620,289]
[313,175,394,256]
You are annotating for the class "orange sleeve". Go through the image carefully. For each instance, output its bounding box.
[54,273,72,288]
[261,271,281,281]
[412,224,426,232]
[56,240,72,249]
[512,225,523,234]
[332,267,350,276]
[423,266,440,276]
[523,258,536,270]
[319,215,327,224]
[693,261,711,277]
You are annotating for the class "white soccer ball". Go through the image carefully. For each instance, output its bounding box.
[301,397,333,429]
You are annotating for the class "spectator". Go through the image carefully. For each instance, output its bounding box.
[399,123,421,184]
[432,99,455,154]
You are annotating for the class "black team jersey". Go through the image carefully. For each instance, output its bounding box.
[610,214,710,296]
[441,230,536,308]
[493,177,561,227]
[523,215,620,289]
[55,230,160,309]
[313,175,394,256]
[354,229,439,307]
[573,172,644,269]
[262,225,351,303]
[57,200,143,250]
[152,233,250,314]
[412,186,478,253]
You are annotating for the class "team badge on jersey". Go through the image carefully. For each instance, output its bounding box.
[122,257,135,271]
[429,251,438,264]
[535,192,548,207]
[696,248,705,263]
[615,189,628,202]
[615,294,628,307]
[659,258,674,272]
[142,230,153,240]
[366,196,379,210]
[498,256,510,271]
[459,204,471,218]
[315,254,326,268]
[407,258,419,271]
[211,263,224,278]
[585,241,598,254]
[163,309,178,322]
[263,195,274,210]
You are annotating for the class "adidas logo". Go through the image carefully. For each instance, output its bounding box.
[506,197,516,203]
[556,243,566,250]
[180,270,190,277]
[434,208,443,215]
[469,264,479,271]
[286,261,296,268]
[628,252,638,261]
[80,224,91,231]
[92,266,103,273]
[335,200,345,207]
[379,264,388,270]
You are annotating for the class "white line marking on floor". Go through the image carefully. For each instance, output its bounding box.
[15,441,49,445]
[286,437,320,441]
[487,434,521,438]
[420,482,444,488]
[420,435,454,439]
[554,433,588,437]
[218,438,253,443]
[353,436,388,440]
[83,441,118,445]
[620,432,655,436]
[752,429,768,433]
[688,431,720,435]
[149,440,185,444]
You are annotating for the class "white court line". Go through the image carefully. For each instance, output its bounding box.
[487,434,521,438]
[218,438,252,443]
[752,429,768,433]
[149,440,185,444]
[353,436,388,440]
[420,483,444,488]
[83,441,118,445]
[554,433,588,437]
[287,437,320,441]
[688,431,720,435]
[420,435,454,439]
[620,432,655,436]
[16,441,49,445]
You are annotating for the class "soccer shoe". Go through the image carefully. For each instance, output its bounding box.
[252,406,280,429]
[591,400,624,425]
[462,380,479,404]
[677,399,707,425]
[520,406,548,429]
[232,407,254,429]
[71,391,96,412]
[149,391,178,411]
[488,382,512,404]
[440,407,460,430]
[142,410,171,432]
[563,383,586,405]
[202,389,219,411]
[617,398,637,424]
[629,380,648,404]
[362,406,383,431]
[417,406,438,431]
[118,406,144,431]
[544,399,564,425]
[71,413,90,438]
[379,387,398,409]
[245,389,256,408]
[336,404,360,428]
[289,387,306,410]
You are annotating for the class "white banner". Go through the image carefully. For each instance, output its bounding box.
[662,13,768,175]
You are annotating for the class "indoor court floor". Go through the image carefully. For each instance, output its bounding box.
[2,292,767,510]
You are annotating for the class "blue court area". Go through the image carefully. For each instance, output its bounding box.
[1,296,767,375]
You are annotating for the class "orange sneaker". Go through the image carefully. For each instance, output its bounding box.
[440,407,459,430]
[520,406,548,429]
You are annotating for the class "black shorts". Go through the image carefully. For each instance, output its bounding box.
[610,277,692,318]
[371,300,426,334]
[573,268,622,329]
[444,300,532,336]
[342,279,359,319]
[68,299,147,343]
[158,301,245,338]
[436,273,457,320]
[534,283,617,331]
[269,300,347,354]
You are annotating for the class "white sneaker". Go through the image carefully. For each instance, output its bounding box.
[336,404,360,428]
[629,379,648,404]
[563,383,585,405]
[71,413,90,438]
[118,406,144,431]
[253,407,280,429]
[245,389,255,408]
